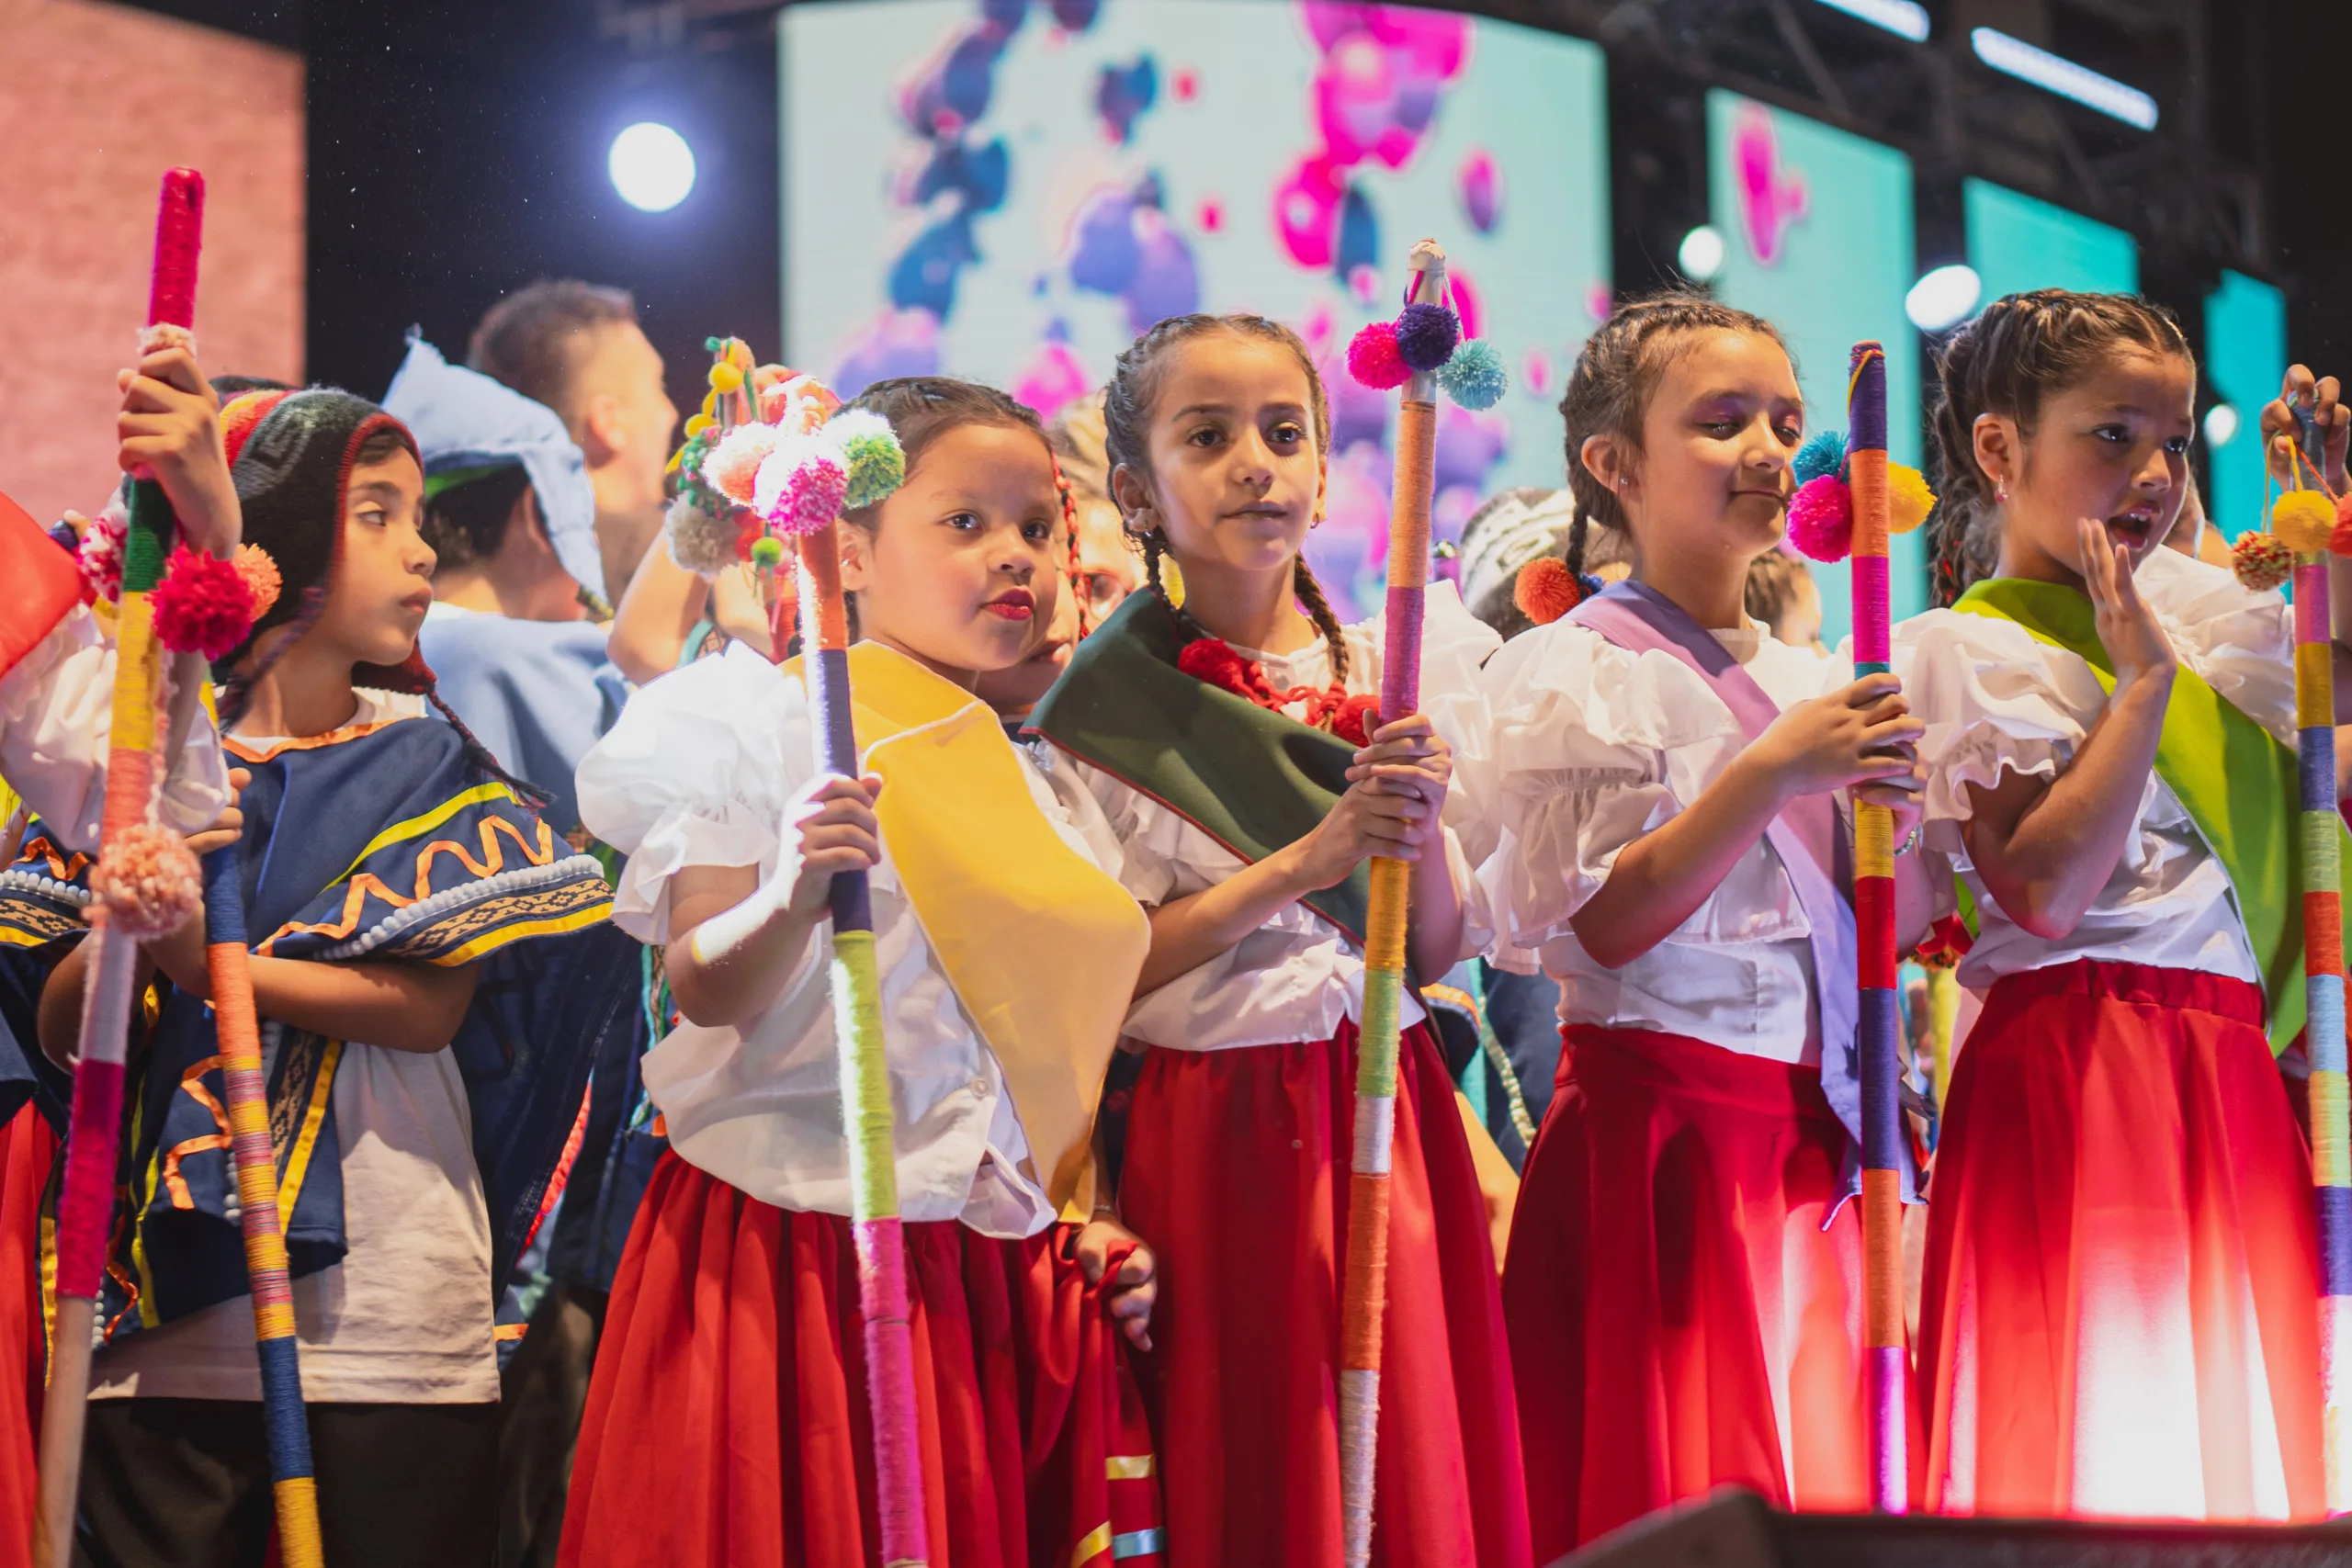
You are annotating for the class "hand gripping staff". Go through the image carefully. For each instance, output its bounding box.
[1334,239,1506,1564]
[661,361,927,1562]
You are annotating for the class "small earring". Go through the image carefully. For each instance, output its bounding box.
[1995,483,2009,504]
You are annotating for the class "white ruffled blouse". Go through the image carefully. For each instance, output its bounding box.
[1454,615,1840,1065]
[1067,581,1500,1054]
[574,643,1129,1239]
[1891,547,2300,993]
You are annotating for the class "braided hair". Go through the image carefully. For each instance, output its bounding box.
[1555,291,1791,584]
[1100,312,1350,681]
[1927,289,2193,607]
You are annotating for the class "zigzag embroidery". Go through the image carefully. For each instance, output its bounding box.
[315,854,609,961]
[257,813,565,954]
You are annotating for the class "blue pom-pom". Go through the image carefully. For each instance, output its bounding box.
[1435,338,1508,410]
[1394,301,1461,373]
[1793,430,1846,487]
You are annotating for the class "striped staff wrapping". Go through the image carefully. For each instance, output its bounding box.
[1844,341,1909,1513]
[34,168,218,1567]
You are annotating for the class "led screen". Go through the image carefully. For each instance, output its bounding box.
[2206,269,2288,542]
[781,0,1611,616]
[1964,177,2138,303]
[1706,89,1919,643]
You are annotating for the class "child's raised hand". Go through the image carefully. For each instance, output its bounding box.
[780,773,883,919]
[2259,365,2348,493]
[118,345,240,558]
[1072,1214,1157,1351]
[1746,675,1923,802]
[2078,515,2177,689]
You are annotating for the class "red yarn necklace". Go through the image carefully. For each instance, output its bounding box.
[1175,635,1380,746]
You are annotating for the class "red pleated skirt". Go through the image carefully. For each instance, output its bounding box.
[1118,1021,1530,1568]
[1917,959,2324,1521]
[557,1152,1162,1568]
[1503,1025,1900,1556]
[0,1104,52,1568]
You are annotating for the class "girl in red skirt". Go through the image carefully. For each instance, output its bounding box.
[562,378,1163,1568]
[1025,314,1526,1568]
[1458,296,1929,1555]
[1897,294,2339,1520]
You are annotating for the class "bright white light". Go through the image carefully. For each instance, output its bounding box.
[1812,0,1930,42]
[608,122,696,212]
[2204,402,2241,448]
[1679,225,1727,281]
[1971,28,2158,130]
[1905,264,1983,333]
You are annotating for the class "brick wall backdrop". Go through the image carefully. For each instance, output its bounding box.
[0,0,302,527]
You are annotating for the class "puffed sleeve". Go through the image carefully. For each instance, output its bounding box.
[1022,739,1132,886]
[1892,608,2103,824]
[1460,620,1766,958]
[2133,547,2299,749]
[575,643,811,943]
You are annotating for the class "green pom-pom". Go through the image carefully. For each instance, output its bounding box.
[1793,430,1846,486]
[841,431,907,511]
[750,536,785,569]
[1435,338,1508,411]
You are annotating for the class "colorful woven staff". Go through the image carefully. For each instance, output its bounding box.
[1842,342,1908,1513]
[1333,239,1503,1564]
[662,358,924,1562]
[34,168,216,1566]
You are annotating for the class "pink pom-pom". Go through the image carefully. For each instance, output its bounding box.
[754,436,851,536]
[92,823,202,941]
[703,423,778,505]
[77,502,127,601]
[1786,474,1853,562]
[151,545,256,659]
[1346,321,1410,390]
[233,544,281,619]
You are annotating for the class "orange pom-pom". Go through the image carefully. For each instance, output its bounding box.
[1514,557,1581,625]
[2332,492,2352,558]
[233,544,280,619]
[93,823,202,941]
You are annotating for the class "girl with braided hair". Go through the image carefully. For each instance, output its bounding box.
[1026,314,1526,1568]
[1891,292,2352,1520]
[1453,294,1929,1552]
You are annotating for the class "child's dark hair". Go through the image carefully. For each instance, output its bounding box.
[835,376,1052,525]
[422,466,534,569]
[1556,292,1790,584]
[1927,289,2193,607]
[1100,313,1348,679]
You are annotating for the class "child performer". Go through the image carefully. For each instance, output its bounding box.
[1025,313,1527,1568]
[36,386,633,1567]
[1460,296,1927,1554]
[1902,292,2340,1520]
[560,378,1161,1568]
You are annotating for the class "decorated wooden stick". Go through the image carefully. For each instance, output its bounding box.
[1843,342,1908,1513]
[35,168,215,1567]
[663,359,925,1562]
[1336,239,1503,1564]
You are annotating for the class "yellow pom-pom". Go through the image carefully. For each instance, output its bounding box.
[1886,462,1936,536]
[683,413,714,437]
[2272,489,2335,553]
[707,363,744,394]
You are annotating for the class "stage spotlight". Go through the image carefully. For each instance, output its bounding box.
[1971,28,2158,130]
[1905,265,1982,333]
[609,121,696,212]
[1811,0,1929,42]
[1678,225,1726,282]
[2204,402,2241,449]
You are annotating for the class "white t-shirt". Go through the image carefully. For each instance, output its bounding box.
[90,692,499,1405]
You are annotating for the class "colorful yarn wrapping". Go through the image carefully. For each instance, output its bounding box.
[1434,337,1507,410]
[2235,531,2295,593]
[150,545,255,660]
[665,495,742,578]
[1793,430,1846,487]
[90,822,201,940]
[1885,463,1935,536]
[233,543,281,619]
[1393,300,1459,373]
[1845,341,1907,1515]
[2275,489,2336,553]
[1346,321,1410,391]
[703,423,778,505]
[1512,556,1582,625]
[1787,473,1854,562]
[756,434,851,537]
[1337,240,1448,1568]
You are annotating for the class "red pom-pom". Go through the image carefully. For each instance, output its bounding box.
[1512,557,1581,625]
[1786,474,1853,562]
[150,546,256,659]
[1176,637,1274,703]
[1346,321,1410,391]
[2333,492,2352,558]
[1330,694,1382,747]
